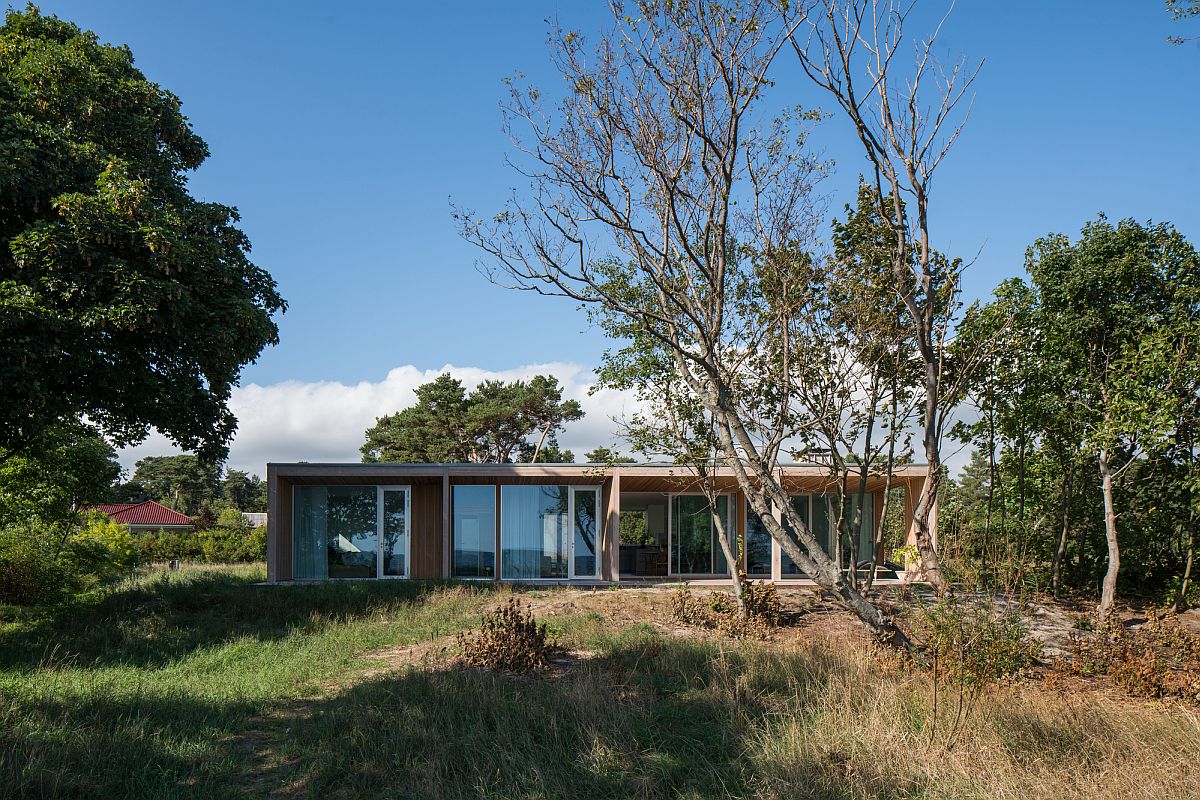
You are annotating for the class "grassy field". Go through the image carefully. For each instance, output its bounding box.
[2,565,1198,799]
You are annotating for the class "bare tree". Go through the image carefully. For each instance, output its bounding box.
[785,0,983,593]
[457,0,911,645]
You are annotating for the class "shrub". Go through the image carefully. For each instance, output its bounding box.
[458,597,555,672]
[62,513,138,582]
[1062,609,1200,702]
[135,530,203,562]
[917,597,1041,686]
[0,528,72,605]
[670,576,781,639]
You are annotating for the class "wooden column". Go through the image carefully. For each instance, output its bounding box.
[266,464,278,583]
[770,499,782,583]
[606,472,621,582]
[441,471,450,578]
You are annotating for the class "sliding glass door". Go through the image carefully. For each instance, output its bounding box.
[499,484,602,580]
[570,487,600,579]
[670,494,732,576]
[380,487,409,578]
[292,485,409,580]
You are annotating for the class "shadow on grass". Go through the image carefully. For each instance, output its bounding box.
[2,626,1146,800]
[0,571,476,670]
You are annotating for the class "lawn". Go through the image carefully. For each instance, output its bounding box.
[2,565,1198,800]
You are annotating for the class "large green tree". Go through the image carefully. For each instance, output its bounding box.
[361,373,584,463]
[0,6,284,461]
[0,417,119,527]
[952,217,1200,614]
[130,454,220,516]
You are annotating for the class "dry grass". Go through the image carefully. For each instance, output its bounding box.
[4,570,1199,799]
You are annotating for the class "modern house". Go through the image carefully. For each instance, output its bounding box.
[266,462,935,584]
[87,500,196,534]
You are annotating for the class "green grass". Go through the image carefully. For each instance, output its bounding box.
[3,566,1199,799]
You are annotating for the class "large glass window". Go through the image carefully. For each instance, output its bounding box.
[572,488,599,578]
[745,502,773,576]
[671,495,732,575]
[381,488,408,577]
[781,494,813,576]
[453,485,496,578]
[781,493,875,574]
[293,486,378,580]
[501,485,569,579]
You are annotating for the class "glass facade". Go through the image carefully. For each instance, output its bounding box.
[453,485,496,578]
[781,493,875,575]
[501,485,569,579]
[745,503,773,576]
[293,486,379,580]
[381,488,407,577]
[572,488,599,578]
[670,495,732,575]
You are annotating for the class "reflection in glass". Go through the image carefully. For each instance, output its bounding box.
[453,485,496,578]
[293,486,378,579]
[745,503,772,575]
[502,485,569,579]
[781,494,813,575]
[671,495,731,575]
[782,493,875,573]
[382,489,407,577]
[573,488,599,577]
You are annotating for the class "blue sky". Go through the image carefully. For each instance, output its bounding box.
[28,1,1200,472]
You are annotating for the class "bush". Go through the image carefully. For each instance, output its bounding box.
[134,530,203,562]
[133,522,263,564]
[1062,609,1200,702]
[61,513,138,582]
[916,597,1041,686]
[458,597,555,672]
[0,528,72,605]
[670,576,781,639]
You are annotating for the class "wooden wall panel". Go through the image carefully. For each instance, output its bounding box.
[277,480,293,582]
[410,481,443,579]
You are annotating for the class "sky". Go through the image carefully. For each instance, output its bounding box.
[27,1,1200,477]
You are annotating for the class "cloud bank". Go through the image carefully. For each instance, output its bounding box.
[116,363,639,478]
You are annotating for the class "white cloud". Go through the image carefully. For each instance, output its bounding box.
[116,363,641,478]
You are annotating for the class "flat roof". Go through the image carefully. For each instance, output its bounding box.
[268,461,930,477]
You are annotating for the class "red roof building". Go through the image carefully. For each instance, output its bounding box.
[86,500,195,530]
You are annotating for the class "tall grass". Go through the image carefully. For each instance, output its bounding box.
[2,568,1198,799]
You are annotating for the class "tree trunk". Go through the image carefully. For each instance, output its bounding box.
[711,506,745,618]
[709,404,913,649]
[530,421,551,464]
[1097,447,1120,619]
[1051,457,1074,597]
[1173,521,1196,613]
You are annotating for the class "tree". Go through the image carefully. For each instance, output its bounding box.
[585,447,635,464]
[1167,0,1199,44]
[0,7,285,462]
[130,454,220,515]
[222,469,267,513]
[0,418,119,527]
[785,0,984,593]
[361,373,584,463]
[1028,217,1200,618]
[459,0,919,646]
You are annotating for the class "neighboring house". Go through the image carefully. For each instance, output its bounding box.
[241,512,268,528]
[87,500,195,534]
[266,462,935,584]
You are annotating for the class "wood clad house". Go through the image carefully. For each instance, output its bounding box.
[266,462,935,584]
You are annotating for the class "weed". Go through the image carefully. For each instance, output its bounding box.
[1062,609,1200,702]
[457,597,556,672]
